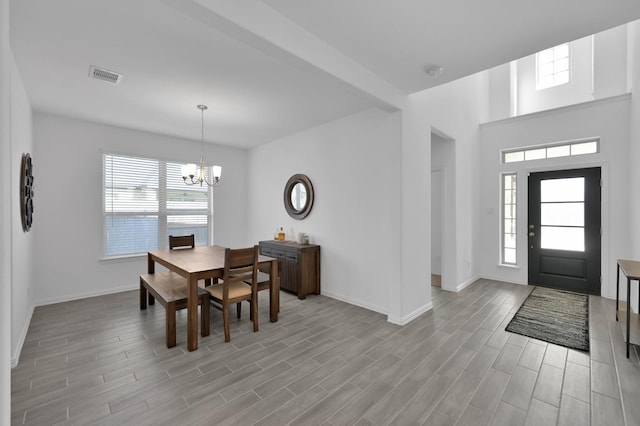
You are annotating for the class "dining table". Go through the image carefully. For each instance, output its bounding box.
[147,245,279,351]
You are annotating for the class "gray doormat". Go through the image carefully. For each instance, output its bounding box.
[506,286,589,351]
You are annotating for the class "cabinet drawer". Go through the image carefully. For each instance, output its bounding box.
[270,248,286,259]
[285,251,299,262]
[260,246,271,256]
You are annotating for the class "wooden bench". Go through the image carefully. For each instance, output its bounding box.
[140,272,210,348]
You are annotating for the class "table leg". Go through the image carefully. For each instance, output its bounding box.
[616,263,620,321]
[148,254,156,306]
[187,274,199,351]
[270,259,279,323]
[139,277,147,310]
[627,277,631,358]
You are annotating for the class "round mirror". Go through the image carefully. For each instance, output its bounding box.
[290,182,307,211]
[284,174,314,220]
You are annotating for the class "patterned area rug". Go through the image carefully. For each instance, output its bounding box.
[506,286,589,351]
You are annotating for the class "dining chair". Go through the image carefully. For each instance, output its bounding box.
[241,269,273,321]
[205,246,259,342]
[169,233,214,289]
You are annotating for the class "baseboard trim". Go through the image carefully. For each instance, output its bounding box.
[35,284,138,308]
[479,274,527,286]
[456,276,480,292]
[320,290,387,316]
[11,303,35,368]
[387,302,433,326]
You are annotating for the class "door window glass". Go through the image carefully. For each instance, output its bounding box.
[541,227,584,251]
[541,203,584,227]
[539,177,585,251]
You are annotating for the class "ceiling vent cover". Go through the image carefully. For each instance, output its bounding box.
[89,66,123,85]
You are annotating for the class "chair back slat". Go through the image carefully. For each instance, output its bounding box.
[169,234,195,250]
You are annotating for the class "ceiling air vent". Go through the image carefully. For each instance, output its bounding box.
[88,66,123,85]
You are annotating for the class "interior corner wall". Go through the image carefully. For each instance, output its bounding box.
[628,21,640,294]
[398,97,433,321]
[479,95,631,299]
[245,108,400,316]
[10,50,34,367]
[409,72,488,294]
[517,36,594,115]
[593,24,628,99]
[32,113,247,304]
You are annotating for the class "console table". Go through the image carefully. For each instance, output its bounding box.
[259,240,320,299]
[616,259,640,358]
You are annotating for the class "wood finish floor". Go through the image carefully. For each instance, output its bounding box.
[11,279,640,425]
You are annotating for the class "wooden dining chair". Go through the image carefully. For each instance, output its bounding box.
[169,233,214,289]
[205,246,259,342]
[242,269,274,321]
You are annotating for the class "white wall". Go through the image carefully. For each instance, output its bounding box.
[246,108,401,315]
[32,113,247,303]
[479,95,631,299]
[430,134,454,281]
[1,0,11,419]
[488,63,511,120]
[10,52,34,367]
[430,170,442,276]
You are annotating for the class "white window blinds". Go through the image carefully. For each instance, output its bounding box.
[103,153,212,257]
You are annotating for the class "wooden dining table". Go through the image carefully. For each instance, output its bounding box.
[147,245,279,351]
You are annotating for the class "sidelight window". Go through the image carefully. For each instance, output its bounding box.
[502,173,517,265]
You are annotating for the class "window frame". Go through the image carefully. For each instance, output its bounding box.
[502,138,599,164]
[102,152,213,259]
[536,42,570,90]
[501,172,517,266]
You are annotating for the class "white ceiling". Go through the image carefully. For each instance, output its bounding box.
[10,0,640,149]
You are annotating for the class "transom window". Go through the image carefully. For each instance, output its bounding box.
[103,153,212,257]
[536,43,570,90]
[502,139,598,164]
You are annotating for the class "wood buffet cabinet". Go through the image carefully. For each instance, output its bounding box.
[259,240,320,299]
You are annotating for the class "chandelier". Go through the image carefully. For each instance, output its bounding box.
[181,104,222,187]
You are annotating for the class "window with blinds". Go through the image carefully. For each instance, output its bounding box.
[103,153,212,257]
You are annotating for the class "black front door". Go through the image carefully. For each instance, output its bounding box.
[528,167,601,294]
